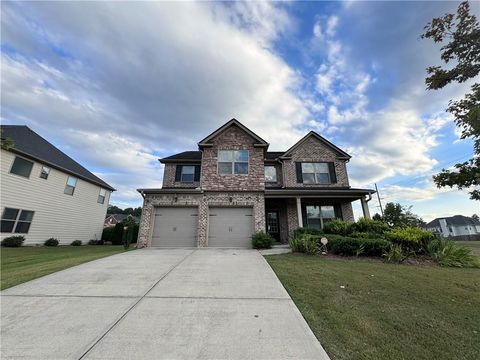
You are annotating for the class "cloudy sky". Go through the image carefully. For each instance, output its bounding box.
[1,1,478,221]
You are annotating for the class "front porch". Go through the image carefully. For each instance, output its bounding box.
[264,188,375,243]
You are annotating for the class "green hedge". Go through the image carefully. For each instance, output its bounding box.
[252,231,274,249]
[386,227,434,253]
[325,234,389,257]
[293,227,323,239]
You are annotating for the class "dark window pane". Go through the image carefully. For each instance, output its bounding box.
[180,173,194,182]
[10,157,33,178]
[1,220,15,233]
[14,221,31,233]
[98,195,105,204]
[306,206,320,219]
[19,210,34,221]
[64,185,75,195]
[317,173,330,184]
[234,162,248,174]
[307,218,321,228]
[2,208,19,220]
[181,165,195,175]
[321,206,335,219]
[218,162,232,175]
[303,173,315,184]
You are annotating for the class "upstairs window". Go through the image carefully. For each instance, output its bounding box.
[265,166,277,182]
[98,188,107,204]
[174,165,200,182]
[1,208,34,234]
[10,156,34,178]
[218,150,249,175]
[64,176,78,195]
[296,162,336,184]
[40,166,50,179]
[181,165,195,182]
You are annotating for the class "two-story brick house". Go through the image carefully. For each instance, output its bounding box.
[137,119,375,247]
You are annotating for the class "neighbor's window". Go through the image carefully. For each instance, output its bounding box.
[10,156,34,178]
[301,163,330,184]
[265,166,277,182]
[180,165,195,182]
[218,150,249,175]
[98,188,107,204]
[1,208,34,234]
[64,176,78,195]
[40,166,50,179]
[306,205,336,228]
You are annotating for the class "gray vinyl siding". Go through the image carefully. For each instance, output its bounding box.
[0,149,111,245]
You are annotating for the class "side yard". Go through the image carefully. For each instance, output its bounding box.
[457,240,480,256]
[266,254,480,360]
[1,246,132,290]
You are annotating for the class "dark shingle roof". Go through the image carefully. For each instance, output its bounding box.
[426,215,480,228]
[160,150,286,163]
[1,125,114,191]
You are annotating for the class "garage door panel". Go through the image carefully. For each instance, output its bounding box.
[152,207,197,247]
[208,207,253,248]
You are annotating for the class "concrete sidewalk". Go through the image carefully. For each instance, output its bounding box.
[1,248,329,360]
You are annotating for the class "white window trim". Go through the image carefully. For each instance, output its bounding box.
[98,188,107,204]
[64,176,78,196]
[217,150,249,176]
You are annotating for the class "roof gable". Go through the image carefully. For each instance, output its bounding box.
[281,131,351,159]
[198,119,269,149]
[1,125,115,191]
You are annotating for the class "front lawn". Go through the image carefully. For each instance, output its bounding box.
[457,240,480,256]
[266,254,480,360]
[1,246,132,290]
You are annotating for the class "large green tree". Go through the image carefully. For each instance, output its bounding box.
[422,1,480,200]
[382,202,425,228]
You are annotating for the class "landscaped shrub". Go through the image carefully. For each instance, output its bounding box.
[351,218,390,236]
[426,238,479,268]
[101,226,115,242]
[88,239,104,245]
[289,234,319,255]
[71,240,82,246]
[386,227,434,253]
[252,231,274,249]
[323,219,352,236]
[44,238,59,246]
[1,235,25,247]
[325,234,389,257]
[383,244,410,264]
[293,227,323,239]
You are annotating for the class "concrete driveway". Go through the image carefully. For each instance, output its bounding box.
[1,248,329,360]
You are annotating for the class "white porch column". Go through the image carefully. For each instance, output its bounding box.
[361,197,371,219]
[296,197,303,227]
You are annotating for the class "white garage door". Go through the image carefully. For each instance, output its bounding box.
[208,207,254,248]
[151,207,198,247]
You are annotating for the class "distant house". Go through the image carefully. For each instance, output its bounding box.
[425,215,480,240]
[1,125,115,245]
[104,214,140,227]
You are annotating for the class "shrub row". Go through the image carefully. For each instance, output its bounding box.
[1,236,84,247]
[102,223,139,245]
[323,218,390,238]
[325,234,389,257]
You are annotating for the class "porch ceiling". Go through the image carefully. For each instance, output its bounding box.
[264,187,375,200]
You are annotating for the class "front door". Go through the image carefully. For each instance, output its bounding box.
[266,211,280,241]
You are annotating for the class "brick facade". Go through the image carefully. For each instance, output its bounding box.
[201,126,265,191]
[137,120,372,247]
[137,191,265,248]
[162,163,200,188]
[282,136,349,188]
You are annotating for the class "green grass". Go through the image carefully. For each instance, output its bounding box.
[1,246,132,290]
[266,254,480,360]
[456,240,480,256]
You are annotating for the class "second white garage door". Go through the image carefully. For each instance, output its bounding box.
[151,207,198,247]
[208,207,254,248]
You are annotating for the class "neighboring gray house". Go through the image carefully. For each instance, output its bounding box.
[425,215,480,240]
[1,125,115,245]
[137,119,375,248]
